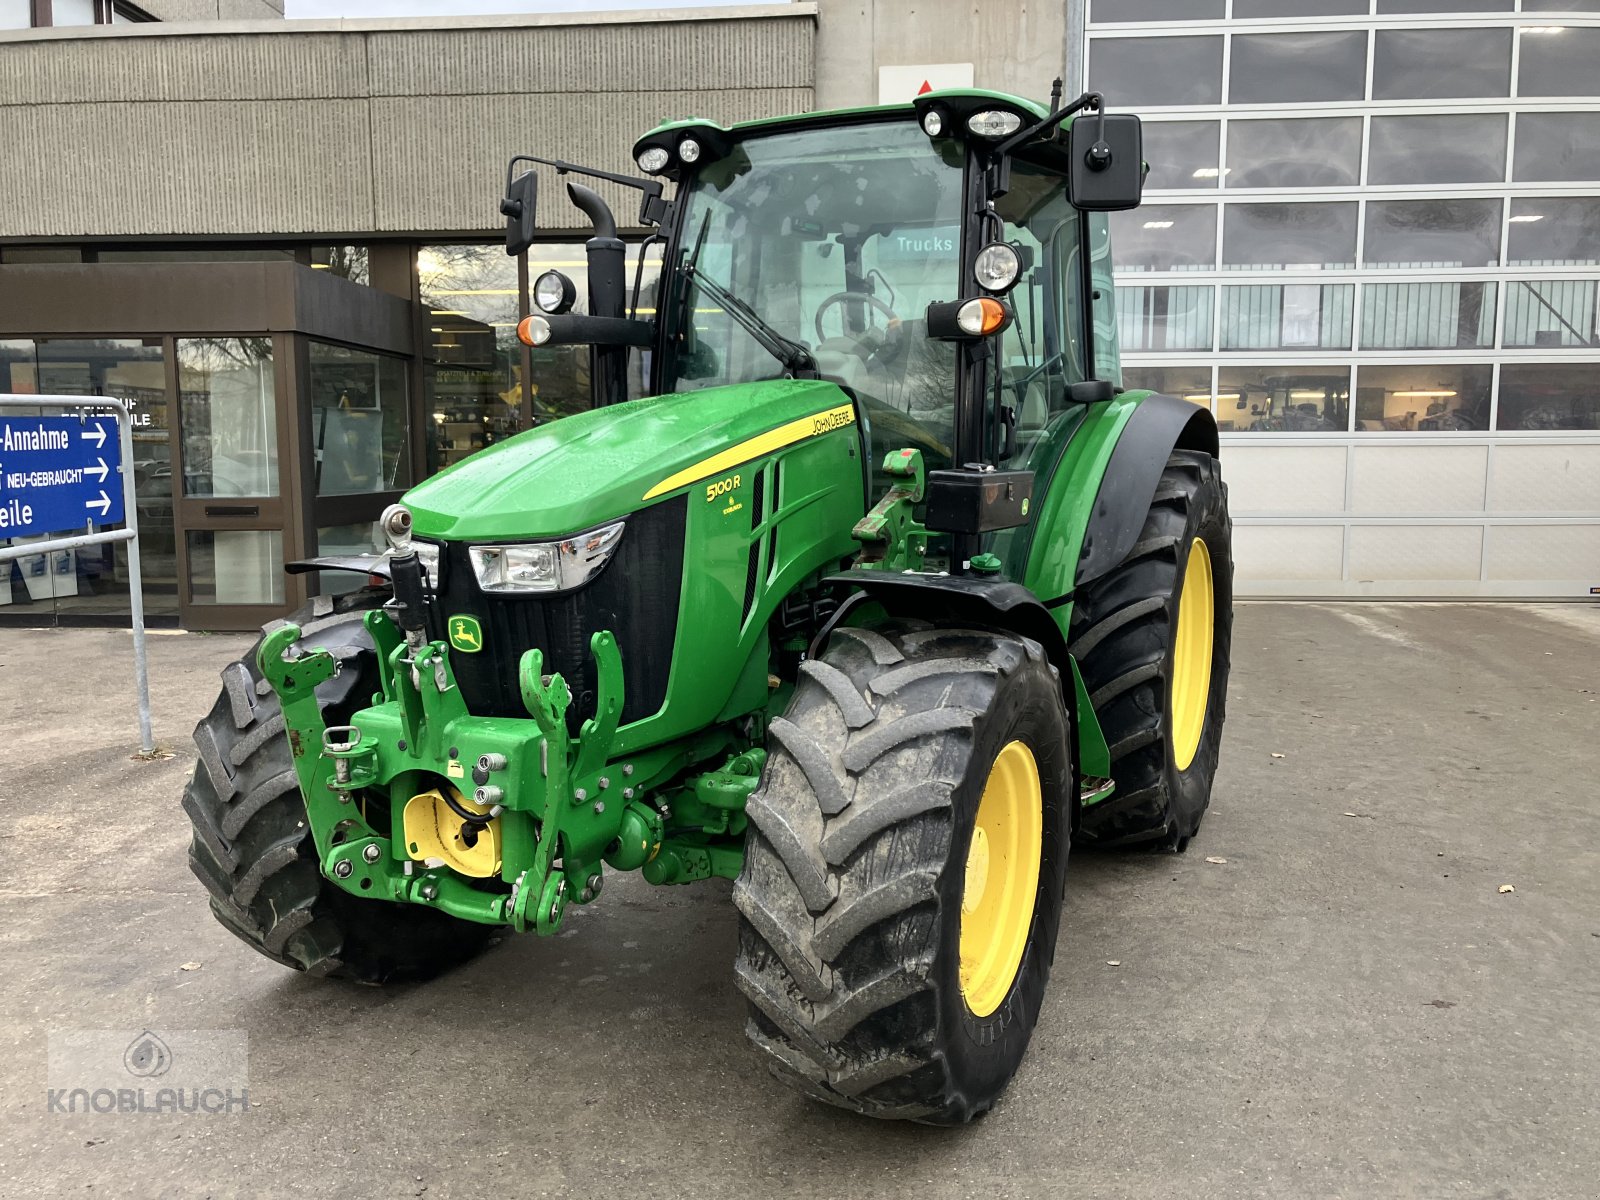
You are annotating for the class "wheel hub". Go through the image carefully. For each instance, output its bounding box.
[1171,537,1215,773]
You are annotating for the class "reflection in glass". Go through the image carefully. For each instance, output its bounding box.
[308,343,410,496]
[1141,122,1221,190]
[1514,113,1600,182]
[1369,114,1508,185]
[1364,200,1501,269]
[1111,205,1217,272]
[311,245,369,284]
[1220,284,1353,350]
[1498,364,1600,429]
[1226,118,1361,189]
[1361,282,1496,349]
[1376,0,1509,10]
[186,530,284,606]
[1517,26,1600,97]
[1089,0,1222,18]
[1218,366,1351,432]
[1356,364,1492,431]
[1233,0,1366,13]
[0,1,30,30]
[1372,28,1511,99]
[1088,37,1223,106]
[50,0,96,25]
[1122,366,1215,410]
[177,338,277,498]
[1506,198,1600,266]
[421,243,522,472]
[1117,285,1214,353]
[1222,203,1357,269]
[1229,32,1367,104]
[316,523,383,594]
[1503,280,1600,347]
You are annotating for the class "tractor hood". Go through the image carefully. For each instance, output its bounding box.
[404,378,856,541]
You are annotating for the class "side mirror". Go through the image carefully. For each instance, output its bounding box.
[1068,113,1144,212]
[501,169,538,256]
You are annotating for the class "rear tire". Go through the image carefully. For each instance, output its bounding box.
[735,624,1072,1123]
[1070,449,1233,850]
[182,590,495,983]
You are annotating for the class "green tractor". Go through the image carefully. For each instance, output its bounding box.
[182,87,1232,1123]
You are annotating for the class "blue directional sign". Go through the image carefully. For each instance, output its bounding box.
[0,415,123,538]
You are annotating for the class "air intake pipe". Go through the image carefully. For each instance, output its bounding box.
[567,181,629,407]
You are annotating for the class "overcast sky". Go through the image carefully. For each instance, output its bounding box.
[286,0,758,17]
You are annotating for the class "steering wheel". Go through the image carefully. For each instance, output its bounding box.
[813,291,902,344]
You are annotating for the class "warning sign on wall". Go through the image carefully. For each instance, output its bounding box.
[877,63,976,105]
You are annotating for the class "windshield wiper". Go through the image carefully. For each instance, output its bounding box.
[674,214,817,378]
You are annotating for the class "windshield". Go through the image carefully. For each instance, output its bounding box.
[662,120,966,465]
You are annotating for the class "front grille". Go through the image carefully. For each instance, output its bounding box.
[427,494,687,729]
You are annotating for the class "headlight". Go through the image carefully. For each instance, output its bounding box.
[533,269,576,314]
[411,540,441,590]
[636,146,670,173]
[678,137,702,164]
[468,521,625,594]
[974,241,1023,293]
[967,109,1023,139]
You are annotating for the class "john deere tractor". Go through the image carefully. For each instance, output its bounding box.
[182,87,1232,1123]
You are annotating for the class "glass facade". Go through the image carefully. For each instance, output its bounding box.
[1089,4,1600,595]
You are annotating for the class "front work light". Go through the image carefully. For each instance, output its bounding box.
[921,109,945,137]
[636,146,671,173]
[678,137,702,164]
[974,242,1023,293]
[967,110,1023,139]
[957,297,1010,336]
[533,269,576,314]
[517,314,553,346]
[468,521,626,594]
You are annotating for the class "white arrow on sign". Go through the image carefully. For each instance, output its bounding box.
[85,456,110,483]
[86,489,112,516]
[81,424,107,449]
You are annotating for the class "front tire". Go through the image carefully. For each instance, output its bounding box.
[182,591,495,983]
[735,624,1072,1122]
[1070,449,1233,849]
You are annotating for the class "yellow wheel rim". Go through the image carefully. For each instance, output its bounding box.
[1170,536,1215,772]
[958,740,1043,1018]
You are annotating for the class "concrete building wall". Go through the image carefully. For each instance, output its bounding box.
[813,0,1066,110]
[0,4,814,240]
[143,0,285,19]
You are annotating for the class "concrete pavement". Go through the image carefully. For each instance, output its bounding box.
[1,602,1597,1198]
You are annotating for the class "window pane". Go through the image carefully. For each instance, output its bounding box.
[1376,0,1509,10]
[1226,117,1361,189]
[1507,198,1600,266]
[1361,282,1497,349]
[1088,37,1223,106]
[51,0,95,25]
[1217,366,1351,432]
[1222,203,1357,269]
[1142,121,1221,190]
[0,245,85,263]
[97,247,296,263]
[1229,32,1367,104]
[1514,113,1600,183]
[1111,205,1217,272]
[308,343,410,496]
[1117,285,1214,352]
[1503,279,1600,348]
[1364,200,1502,269]
[1220,284,1353,349]
[1088,213,1120,384]
[1356,364,1492,432]
[1372,29,1511,100]
[177,338,278,497]
[1518,27,1600,97]
[186,530,284,606]
[1522,0,1600,9]
[1122,366,1215,408]
[1089,0,1222,19]
[1233,0,1366,14]
[311,245,370,284]
[420,243,522,471]
[1369,114,1507,185]
[1498,363,1600,429]
[0,0,30,30]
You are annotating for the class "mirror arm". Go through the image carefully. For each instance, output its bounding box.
[513,154,668,226]
[985,90,1104,202]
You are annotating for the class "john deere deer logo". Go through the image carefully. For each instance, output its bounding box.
[448,615,483,653]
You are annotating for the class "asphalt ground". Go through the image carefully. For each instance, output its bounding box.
[1,602,1597,1199]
